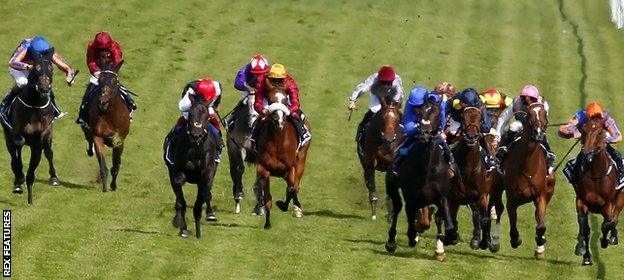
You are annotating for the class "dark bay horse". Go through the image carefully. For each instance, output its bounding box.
[573,117,624,265]
[496,102,556,260]
[450,107,495,251]
[81,61,130,192]
[225,92,263,215]
[2,51,60,204]
[385,99,458,261]
[256,87,311,229]
[356,98,402,220]
[164,95,218,238]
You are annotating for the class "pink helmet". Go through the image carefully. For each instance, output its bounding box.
[250,55,269,74]
[520,84,542,101]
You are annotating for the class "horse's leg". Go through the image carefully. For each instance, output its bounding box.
[42,135,59,186]
[227,140,245,214]
[610,191,624,245]
[384,175,402,253]
[25,145,43,204]
[170,171,189,237]
[469,203,482,250]
[193,183,207,239]
[508,201,522,248]
[600,202,614,249]
[363,161,378,220]
[441,197,459,245]
[405,203,418,247]
[479,193,492,250]
[93,137,109,192]
[252,173,265,216]
[258,165,272,229]
[534,196,548,260]
[433,205,449,261]
[276,168,295,213]
[6,141,24,193]
[110,143,124,191]
[576,200,592,265]
[489,185,504,253]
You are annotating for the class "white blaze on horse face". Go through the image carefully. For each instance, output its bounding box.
[193,121,202,128]
[274,92,286,104]
[421,119,431,125]
[532,106,542,121]
[388,111,395,118]
[276,110,284,130]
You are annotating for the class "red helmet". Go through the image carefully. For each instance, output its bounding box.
[377,65,396,82]
[195,79,217,101]
[94,32,113,49]
[250,55,269,74]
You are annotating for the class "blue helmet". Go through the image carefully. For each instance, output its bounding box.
[28,36,52,53]
[459,88,482,106]
[408,86,428,106]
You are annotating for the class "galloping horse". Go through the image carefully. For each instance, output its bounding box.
[81,60,130,192]
[255,87,311,229]
[385,99,458,261]
[450,106,494,251]
[164,95,218,238]
[496,102,556,259]
[226,92,263,215]
[2,51,60,204]
[573,117,624,265]
[356,97,402,220]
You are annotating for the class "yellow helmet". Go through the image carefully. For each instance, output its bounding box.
[268,63,287,79]
[481,88,503,109]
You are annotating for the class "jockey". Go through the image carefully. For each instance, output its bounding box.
[349,65,404,150]
[448,88,495,170]
[1,36,75,123]
[391,86,452,176]
[165,79,224,164]
[433,81,456,102]
[559,102,624,188]
[480,88,512,135]
[252,63,311,146]
[227,54,270,128]
[77,32,136,127]
[495,84,556,174]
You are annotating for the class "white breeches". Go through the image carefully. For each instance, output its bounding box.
[8,68,29,87]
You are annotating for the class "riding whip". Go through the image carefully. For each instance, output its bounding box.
[348,109,353,121]
[553,138,581,172]
[68,69,80,85]
[547,122,567,127]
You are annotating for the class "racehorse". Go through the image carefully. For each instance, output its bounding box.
[385,99,458,261]
[164,94,218,238]
[2,51,60,204]
[496,102,556,260]
[573,117,624,265]
[356,97,402,220]
[255,87,311,229]
[450,106,495,251]
[81,60,130,192]
[225,92,263,215]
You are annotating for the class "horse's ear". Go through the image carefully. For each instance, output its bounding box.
[43,48,54,60]
[115,60,124,73]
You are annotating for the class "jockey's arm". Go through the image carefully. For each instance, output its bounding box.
[234,65,248,92]
[606,116,622,143]
[86,43,100,74]
[286,77,301,114]
[51,52,75,84]
[481,108,492,133]
[495,106,513,140]
[349,73,376,102]
[393,75,405,101]
[253,79,266,115]
[438,102,448,132]
[9,42,30,70]
[178,87,194,113]
[111,42,123,65]
[558,116,579,139]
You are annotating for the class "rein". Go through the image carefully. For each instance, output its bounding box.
[16,96,51,109]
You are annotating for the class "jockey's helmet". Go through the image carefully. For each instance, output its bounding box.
[196,79,217,102]
[520,84,541,100]
[94,32,113,49]
[586,102,605,119]
[250,55,269,74]
[481,88,509,109]
[29,36,52,53]
[408,86,428,106]
[435,81,456,96]
[377,65,395,83]
[268,64,287,79]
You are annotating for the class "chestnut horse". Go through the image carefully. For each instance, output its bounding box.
[164,95,218,238]
[1,51,60,204]
[385,99,458,261]
[356,97,402,220]
[573,117,624,265]
[256,87,311,229]
[450,107,494,251]
[81,60,130,192]
[496,102,556,260]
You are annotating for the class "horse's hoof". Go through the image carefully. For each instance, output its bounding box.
[292,206,303,218]
[264,223,271,230]
[600,238,609,249]
[252,206,265,216]
[234,192,244,200]
[575,243,586,256]
[582,257,593,266]
[434,252,446,262]
[86,147,94,157]
[444,233,460,246]
[235,203,241,214]
[179,229,190,238]
[489,240,500,253]
[385,241,397,253]
[172,216,184,229]
[12,185,23,194]
[511,237,522,249]
[479,238,490,250]
[534,251,545,260]
[371,215,377,221]
[276,201,288,212]
[609,236,618,245]
[49,177,60,186]
[110,184,117,191]
[408,238,417,248]
[206,213,218,222]
[470,238,481,250]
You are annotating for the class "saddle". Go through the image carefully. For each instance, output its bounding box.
[564,156,621,190]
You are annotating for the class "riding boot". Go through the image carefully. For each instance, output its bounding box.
[540,136,556,174]
[226,101,245,130]
[607,144,624,188]
[119,83,137,111]
[77,83,97,127]
[1,86,20,128]
[49,91,67,120]
[356,110,375,153]
[570,153,584,186]
[479,136,495,171]
[390,137,414,177]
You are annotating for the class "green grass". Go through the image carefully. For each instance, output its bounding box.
[1,0,624,279]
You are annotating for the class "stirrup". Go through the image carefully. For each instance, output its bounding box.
[54,111,68,120]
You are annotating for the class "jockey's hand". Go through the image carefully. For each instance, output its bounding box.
[573,129,581,139]
[348,100,356,110]
[93,71,101,79]
[66,73,75,86]
[26,64,33,70]
[291,111,300,120]
[262,108,269,116]
[440,132,447,140]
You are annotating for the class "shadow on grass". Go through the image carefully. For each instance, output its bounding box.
[34,179,93,190]
[0,199,18,207]
[112,228,173,236]
[206,222,257,229]
[306,209,366,220]
[344,238,386,245]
